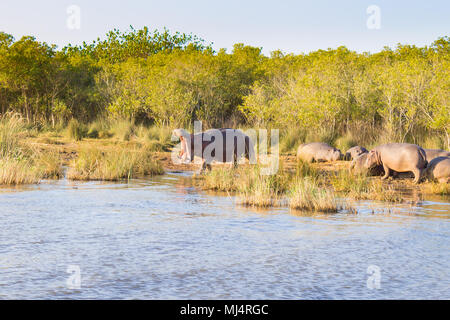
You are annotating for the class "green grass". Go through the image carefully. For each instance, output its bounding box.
[110,119,135,141]
[294,159,321,179]
[0,157,42,185]
[0,113,55,184]
[67,146,164,181]
[330,169,404,202]
[237,167,283,207]
[0,112,26,158]
[65,119,87,141]
[330,169,371,197]
[289,177,339,213]
[280,127,305,154]
[422,182,450,195]
[335,132,357,153]
[33,148,64,179]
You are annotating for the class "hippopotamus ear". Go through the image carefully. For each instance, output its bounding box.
[368,150,381,165]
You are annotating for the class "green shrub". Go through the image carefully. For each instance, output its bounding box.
[66,119,87,141]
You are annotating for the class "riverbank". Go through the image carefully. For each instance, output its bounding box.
[21,135,449,200]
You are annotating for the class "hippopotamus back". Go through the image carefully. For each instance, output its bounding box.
[424,149,450,161]
[297,142,342,163]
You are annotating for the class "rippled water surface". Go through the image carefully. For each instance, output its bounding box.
[0,172,449,299]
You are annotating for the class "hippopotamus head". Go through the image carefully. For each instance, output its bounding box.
[173,128,193,162]
[344,146,368,160]
[330,149,342,161]
[365,150,381,168]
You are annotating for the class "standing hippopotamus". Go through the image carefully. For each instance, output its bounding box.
[350,153,384,176]
[424,148,450,161]
[297,142,342,163]
[365,143,427,183]
[173,128,255,172]
[425,156,450,183]
[344,146,368,160]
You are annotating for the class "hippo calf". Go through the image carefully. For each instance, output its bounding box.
[345,146,368,160]
[365,143,427,183]
[297,142,342,163]
[424,148,450,161]
[425,156,450,183]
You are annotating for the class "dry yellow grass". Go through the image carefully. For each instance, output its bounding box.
[67,146,164,181]
[237,176,281,208]
[0,158,42,185]
[289,178,339,213]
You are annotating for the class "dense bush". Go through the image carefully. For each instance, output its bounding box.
[0,28,448,148]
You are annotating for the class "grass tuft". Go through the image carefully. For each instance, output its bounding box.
[67,146,164,181]
[289,178,340,213]
[66,119,87,141]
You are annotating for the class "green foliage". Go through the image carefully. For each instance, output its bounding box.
[66,119,87,141]
[0,28,448,149]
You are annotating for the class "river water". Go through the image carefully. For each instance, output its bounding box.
[0,172,449,299]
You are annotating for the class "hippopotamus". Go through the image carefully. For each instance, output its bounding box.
[365,143,427,183]
[344,146,368,160]
[350,153,384,176]
[297,142,342,163]
[424,148,450,161]
[425,156,450,183]
[173,128,255,172]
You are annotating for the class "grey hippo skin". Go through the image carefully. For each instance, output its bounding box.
[365,143,427,183]
[344,146,368,160]
[425,156,450,183]
[424,148,450,161]
[297,142,342,163]
[350,153,384,176]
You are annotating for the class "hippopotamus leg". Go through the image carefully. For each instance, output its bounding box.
[381,163,391,180]
[412,167,425,184]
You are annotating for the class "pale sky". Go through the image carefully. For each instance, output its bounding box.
[0,0,448,55]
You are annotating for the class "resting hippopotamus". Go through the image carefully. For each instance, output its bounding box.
[173,128,255,172]
[350,153,384,176]
[424,148,450,161]
[365,143,427,183]
[425,156,450,183]
[344,146,368,160]
[297,142,342,163]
